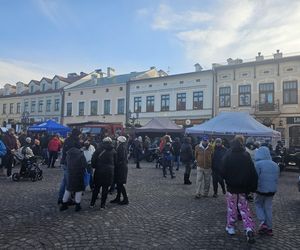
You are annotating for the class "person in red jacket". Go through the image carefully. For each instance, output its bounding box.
[48,134,62,168]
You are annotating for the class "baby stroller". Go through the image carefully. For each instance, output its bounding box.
[12,154,43,182]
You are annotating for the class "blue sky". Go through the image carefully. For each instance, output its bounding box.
[1,0,300,85]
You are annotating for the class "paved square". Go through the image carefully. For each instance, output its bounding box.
[0,162,299,249]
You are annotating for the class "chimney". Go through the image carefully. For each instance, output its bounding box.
[67,73,78,78]
[150,66,156,70]
[194,63,203,72]
[91,74,98,84]
[107,67,115,77]
[256,52,264,61]
[274,49,283,59]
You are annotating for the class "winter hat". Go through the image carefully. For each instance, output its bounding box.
[202,135,209,141]
[117,136,127,143]
[25,137,32,143]
[138,136,143,142]
[71,128,81,137]
[246,137,255,145]
[215,138,222,144]
[103,137,112,143]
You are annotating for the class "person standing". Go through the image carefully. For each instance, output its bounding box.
[172,137,181,171]
[254,146,279,236]
[161,137,175,179]
[221,135,258,244]
[60,143,87,212]
[3,128,18,178]
[180,137,193,185]
[133,136,143,169]
[82,140,96,190]
[40,133,50,165]
[110,136,129,205]
[47,134,61,168]
[90,137,116,209]
[194,136,213,198]
[211,138,227,197]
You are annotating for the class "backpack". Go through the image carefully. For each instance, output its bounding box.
[0,140,7,157]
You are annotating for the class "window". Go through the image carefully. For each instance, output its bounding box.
[54,82,59,90]
[17,103,21,114]
[180,81,184,84]
[193,91,203,110]
[90,101,98,115]
[30,85,34,93]
[9,103,13,114]
[46,100,51,112]
[24,102,29,112]
[146,96,155,112]
[196,79,201,82]
[31,101,36,112]
[3,104,6,114]
[177,93,186,111]
[78,102,85,116]
[283,81,298,104]
[54,99,60,111]
[239,85,251,106]
[66,103,72,116]
[38,100,43,112]
[104,100,111,115]
[134,97,141,112]
[42,84,46,92]
[117,98,125,114]
[119,87,123,91]
[259,83,274,104]
[219,87,231,107]
[93,90,96,94]
[106,88,109,92]
[161,95,170,111]
[80,91,83,95]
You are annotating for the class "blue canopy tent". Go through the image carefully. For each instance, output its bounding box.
[28,120,71,137]
[186,112,281,145]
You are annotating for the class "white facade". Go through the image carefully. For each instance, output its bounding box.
[129,69,213,126]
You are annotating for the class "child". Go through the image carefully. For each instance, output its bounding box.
[254,146,280,236]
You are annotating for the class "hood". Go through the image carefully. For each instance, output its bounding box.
[255,146,272,161]
[103,142,114,151]
[67,147,81,156]
[230,140,245,152]
[199,142,209,149]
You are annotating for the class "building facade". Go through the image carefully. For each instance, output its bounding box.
[213,50,300,149]
[63,67,164,126]
[128,65,213,126]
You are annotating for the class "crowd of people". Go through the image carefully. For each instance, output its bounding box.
[0,128,282,244]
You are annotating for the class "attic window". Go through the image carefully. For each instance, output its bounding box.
[180,81,184,84]
[120,87,123,91]
[264,70,269,74]
[93,90,96,94]
[149,84,152,87]
[80,91,83,95]
[136,86,140,89]
[163,82,167,86]
[196,79,200,82]
[242,73,248,76]
[68,93,71,96]
[222,75,228,79]
[286,68,293,71]
[106,88,109,92]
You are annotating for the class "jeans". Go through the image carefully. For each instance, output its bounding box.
[162,159,174,177]
[48,151,58,168]
[184,162,192,177]
[255,194,274,229]
[196,168,211,196]
[58,165,68,201]
[173,155,180,169]
[42,148,49,164]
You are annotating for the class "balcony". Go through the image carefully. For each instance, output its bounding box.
[253,99,280,115]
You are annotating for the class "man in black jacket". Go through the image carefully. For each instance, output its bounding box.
[180,137,193,185]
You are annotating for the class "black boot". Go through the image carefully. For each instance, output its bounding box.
[75,203,81,212]
[184,174,188,184]
[119,197,129,205]
[110,196,121,203]
[59,202,68,211]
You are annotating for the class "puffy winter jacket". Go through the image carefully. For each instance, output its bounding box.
[48,137,61,152]
[194,142,213,169]
[255,146,279,195]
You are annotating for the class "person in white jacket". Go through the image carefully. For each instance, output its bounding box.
[82,140,95,190]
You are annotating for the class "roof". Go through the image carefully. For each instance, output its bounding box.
[54,73,87,83]
[29,80,40,86]
[69,71,148,89]
[41,77,52,83]
[136,117,184,133]
[186,112,281,137]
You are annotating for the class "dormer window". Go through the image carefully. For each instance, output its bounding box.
[30,85,34,93]
[42,84,46,92]
[54,82,59,90]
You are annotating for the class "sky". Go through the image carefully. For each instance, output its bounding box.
[1,0,300,86]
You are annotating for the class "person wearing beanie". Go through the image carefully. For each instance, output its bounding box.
[110,136,129,205]
[90,137,116,209]
[212,138,227,197]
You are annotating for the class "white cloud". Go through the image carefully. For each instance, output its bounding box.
[0,59,55,87]
[149,0,300,68]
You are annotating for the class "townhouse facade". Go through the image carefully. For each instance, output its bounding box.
[0,73,86,131]
[63,67,165,126]
[213,50,300,148]
[128,64,213,126]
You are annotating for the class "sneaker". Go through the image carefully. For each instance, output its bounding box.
[213,193,218,198]
[100,204,106,210]
[195,194,201,199]
[89,204,95,208]
[119,199,129,205]
[7,175,12,179]
[258,223,268,235]
[266,229,273,236]
[246,230,255,244]
[226,227,236,235]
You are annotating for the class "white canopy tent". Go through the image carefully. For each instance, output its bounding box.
[186,112,281,143]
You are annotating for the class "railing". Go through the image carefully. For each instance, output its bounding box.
[254,99,280,113]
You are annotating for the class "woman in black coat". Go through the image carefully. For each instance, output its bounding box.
[90,137,116,209]
[110,136,129,205]
[60,146,87,212]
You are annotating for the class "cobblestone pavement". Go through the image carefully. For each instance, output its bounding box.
[0,161,299,250]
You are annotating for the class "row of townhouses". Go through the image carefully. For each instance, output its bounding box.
[0,50,300,148]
